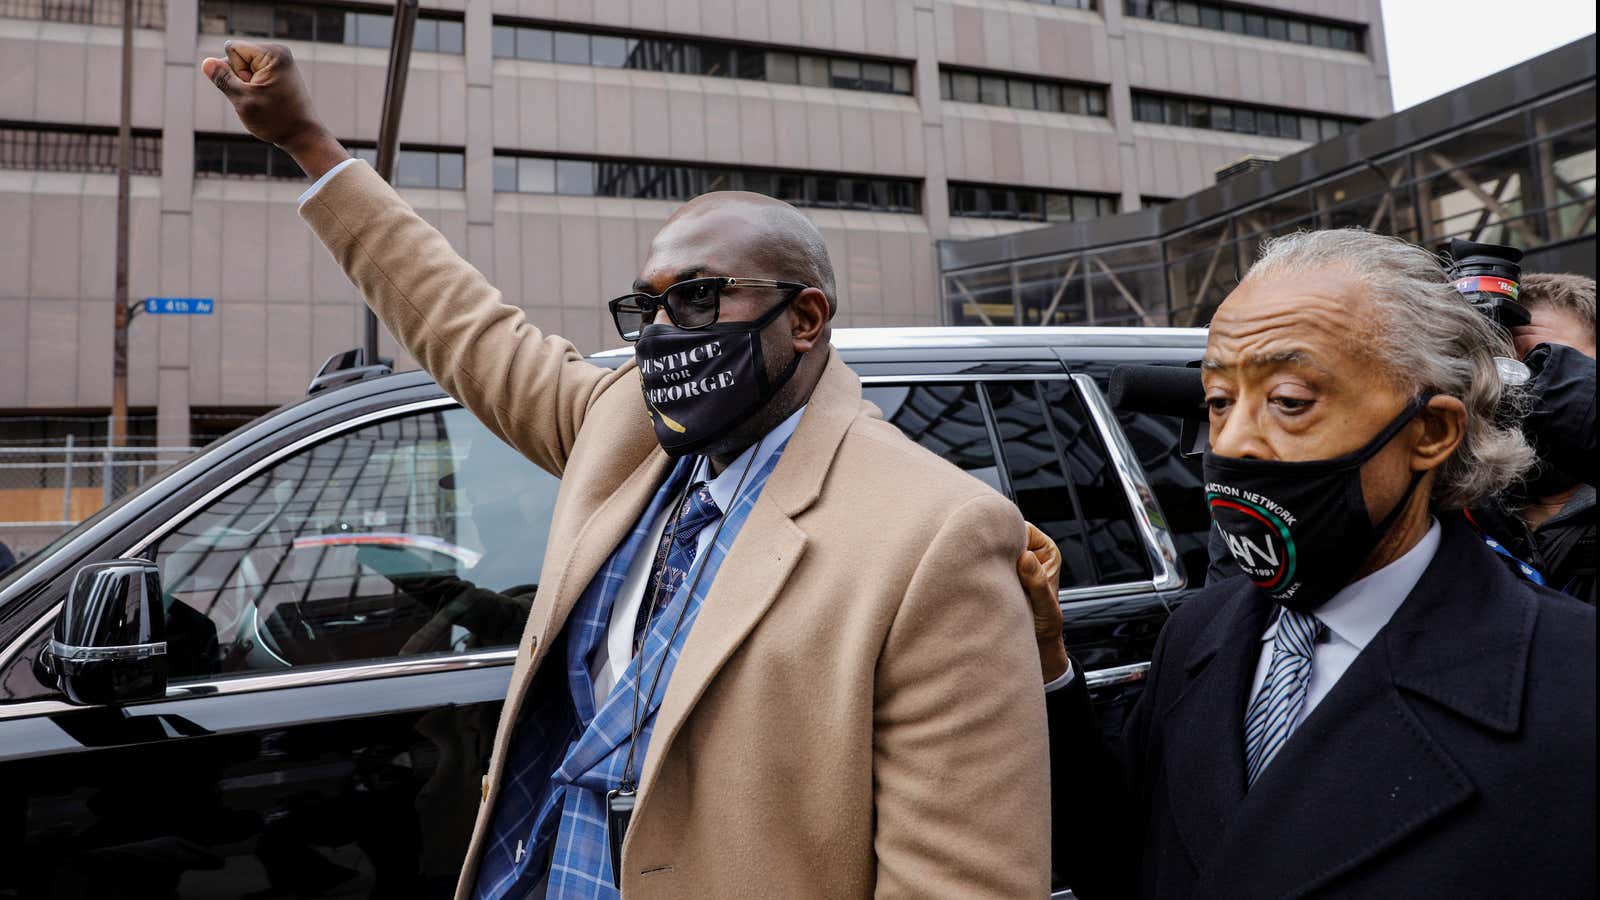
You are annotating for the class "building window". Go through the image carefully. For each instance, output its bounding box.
[0,123,162,175]
[940,67,1108,116]
[1131,91,1361,140]
[195,136,464,188]
[949,182,1117,222]
[0,0,164,27]
[347,147,465,189]
[493,153,921,213]
[198,1,464,53]
[1140,195,1174,209]
[195,135,302,179]
[1025,0,1096,7]
[490,21,914,96]
[1124,0,1363,52]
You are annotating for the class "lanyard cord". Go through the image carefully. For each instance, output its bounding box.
[618,433,767,793]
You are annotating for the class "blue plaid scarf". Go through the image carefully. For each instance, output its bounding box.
[475,442,789,899]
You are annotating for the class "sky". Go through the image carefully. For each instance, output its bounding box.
[1383,0,1596,110]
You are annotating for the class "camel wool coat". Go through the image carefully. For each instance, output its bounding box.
[299,161,1051,898]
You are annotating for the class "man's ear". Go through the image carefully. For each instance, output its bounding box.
[1412,394,1467,472]
[789,287,831,354]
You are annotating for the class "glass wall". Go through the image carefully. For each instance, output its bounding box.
[942,81,1597,327]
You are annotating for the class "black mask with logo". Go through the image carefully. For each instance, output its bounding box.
[635,297,802,457]
[1203,395,1433,614]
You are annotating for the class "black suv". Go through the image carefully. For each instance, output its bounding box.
[0,326,1209,899]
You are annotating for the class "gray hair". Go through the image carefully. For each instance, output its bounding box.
[1244,229,1534,510]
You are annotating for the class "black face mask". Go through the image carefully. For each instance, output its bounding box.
[635,298,802,457]
[1203,396,1432,614]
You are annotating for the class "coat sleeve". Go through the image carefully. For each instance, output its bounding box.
[298,160,629,477]
[871,492,1051,898]
[1046,594,1191,899]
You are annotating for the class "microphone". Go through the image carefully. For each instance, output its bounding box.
[1108,364,1208,457]
[1108,364,1205,419]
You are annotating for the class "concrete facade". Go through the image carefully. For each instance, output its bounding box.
[0,0,1391,443]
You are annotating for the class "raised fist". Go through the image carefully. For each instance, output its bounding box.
[200,40,348,178]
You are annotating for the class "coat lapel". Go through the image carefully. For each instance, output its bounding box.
[1159,581,1271,869]
[1191,518,1536,898]
[634,350,861,802]
[527,448,673,674]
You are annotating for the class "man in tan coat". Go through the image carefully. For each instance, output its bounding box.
[202,41,1049,899]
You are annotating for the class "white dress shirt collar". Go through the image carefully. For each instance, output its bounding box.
[695,405,807,512]
[1262,517,1442,652]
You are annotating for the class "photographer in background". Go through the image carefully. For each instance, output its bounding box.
[1468,272,1596,603]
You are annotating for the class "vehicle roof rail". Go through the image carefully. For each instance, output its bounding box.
[307,348,394,396]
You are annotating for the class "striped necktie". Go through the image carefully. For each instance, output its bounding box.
[1243,607,1323,787]
[633,482,722,655]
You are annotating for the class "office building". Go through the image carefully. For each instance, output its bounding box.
[1,0,1390,446]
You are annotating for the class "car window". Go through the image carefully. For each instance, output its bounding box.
[1036,380,1150,585]
[1080,361,1211,588]
[149,407,554,680]
[864,379,1151,590]
[863,383,1003,493]
[1116,410,1209,586]
[983,380,1099,588]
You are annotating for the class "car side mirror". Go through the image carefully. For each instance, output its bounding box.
[44,559,167,705]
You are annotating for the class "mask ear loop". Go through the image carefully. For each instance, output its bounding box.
[1368,391,1440,539]
[752,290,806,397]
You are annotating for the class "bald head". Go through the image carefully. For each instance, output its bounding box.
[633,191,837,464]
[646,191,838,317]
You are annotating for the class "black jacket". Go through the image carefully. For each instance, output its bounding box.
[1051,516,1596,899]
[1469,488,1596,605]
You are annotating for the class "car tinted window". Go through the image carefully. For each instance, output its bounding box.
[862,383,1003,493]
[1079,361,1211,588]
[1038,380,1150,584]
[865,379,1151,590]
[150,407,553,680]
[984,380,1097,588]
[1116,410,1209,586]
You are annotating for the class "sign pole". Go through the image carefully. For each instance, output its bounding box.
[368,0,419,365]
[112,0,133,454]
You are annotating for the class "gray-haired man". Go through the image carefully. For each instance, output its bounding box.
[1030,229,1596,899]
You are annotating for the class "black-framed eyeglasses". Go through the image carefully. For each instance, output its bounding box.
[608,276,809,341]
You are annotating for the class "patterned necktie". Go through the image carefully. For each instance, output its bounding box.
[1243,607,1323,787]
[633,482,722,655]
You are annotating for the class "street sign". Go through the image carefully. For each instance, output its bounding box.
[143,297,214,315]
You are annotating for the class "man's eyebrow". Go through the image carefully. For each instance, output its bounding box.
[1201,350,1329,372]
[632,267,709,294]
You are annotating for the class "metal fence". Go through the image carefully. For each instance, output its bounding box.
[0,441,196,528]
